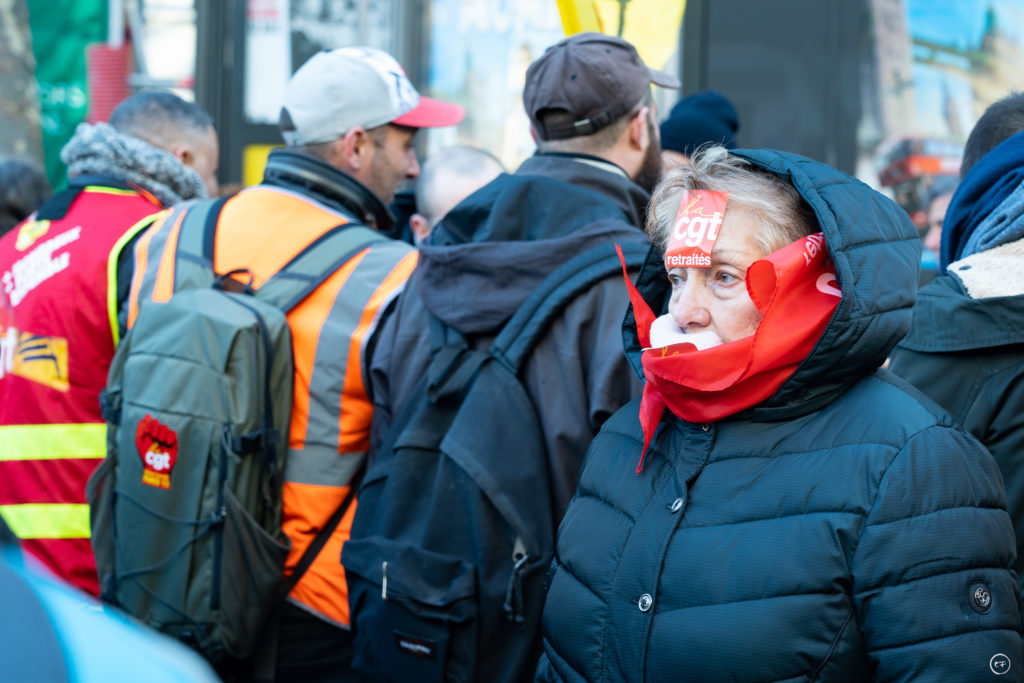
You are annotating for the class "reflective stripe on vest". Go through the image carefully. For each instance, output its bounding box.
[127,204,187,329]
[106,212,163,348]
[291,241,418,456]
[0,503,90,539]
[0,423,106,460]
[283,446,362,487]
[0,423,103,541]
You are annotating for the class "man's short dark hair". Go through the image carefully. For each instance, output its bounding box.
[108,90,214,148]
[960,92,1024,177]
[536,88,652,155]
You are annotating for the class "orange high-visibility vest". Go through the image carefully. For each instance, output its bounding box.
[128,184,416,626]
[0,179,163,595]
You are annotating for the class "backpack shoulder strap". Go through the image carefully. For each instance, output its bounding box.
[490,240,650,372]
[254,223,388,313]
[172,196,388,313]
[171,195,231,290]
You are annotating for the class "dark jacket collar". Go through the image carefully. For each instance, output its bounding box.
[261,148,394,233]
[898,273,1024,352]
[516,152,649,228]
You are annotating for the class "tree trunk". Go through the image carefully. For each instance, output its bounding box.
[0,0,42,160]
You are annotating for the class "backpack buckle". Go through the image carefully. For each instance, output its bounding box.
[230,428,279,456]
[503,552,530,623]
[214,268,256,295]
[99,387,121,425]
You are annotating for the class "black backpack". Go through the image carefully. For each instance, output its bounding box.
[341,241,649,682]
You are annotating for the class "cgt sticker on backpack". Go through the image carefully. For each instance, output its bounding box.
[136,414,179,489]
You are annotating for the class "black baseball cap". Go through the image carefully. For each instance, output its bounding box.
[524,32,679,141]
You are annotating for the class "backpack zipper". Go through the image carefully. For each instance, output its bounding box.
[211,424,231,611]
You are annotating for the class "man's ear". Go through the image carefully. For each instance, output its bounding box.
[338,127,371,171]
[171,145,193,167]
[628,106,651,151]
[409,213,431,244]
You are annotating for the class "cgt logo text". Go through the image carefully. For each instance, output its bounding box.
[145,449,173,472]
[672,210,724,248]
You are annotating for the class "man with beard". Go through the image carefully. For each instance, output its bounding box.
[365,32,677,528]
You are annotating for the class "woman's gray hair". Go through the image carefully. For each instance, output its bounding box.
[646,145,817,256]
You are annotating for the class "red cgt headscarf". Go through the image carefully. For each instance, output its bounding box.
[617,233,841,472]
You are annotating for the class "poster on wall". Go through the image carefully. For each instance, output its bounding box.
[289,0,394,69]
[244,0,290,125]
[26,0,107,188]
[426,0,566,168]
[245,0,394,125]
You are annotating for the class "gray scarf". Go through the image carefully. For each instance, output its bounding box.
[959,176,1024,260]
[60,122,207,206]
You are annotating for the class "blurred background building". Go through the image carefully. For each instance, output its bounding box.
[3,0,1023,225]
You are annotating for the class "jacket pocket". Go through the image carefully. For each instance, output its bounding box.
[216,488,290,659]
[343,535,478,683]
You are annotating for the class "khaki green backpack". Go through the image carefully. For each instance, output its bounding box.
[88,196,384,665]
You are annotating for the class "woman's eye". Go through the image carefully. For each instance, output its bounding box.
[715,270,738,284]
[667,273,683,287]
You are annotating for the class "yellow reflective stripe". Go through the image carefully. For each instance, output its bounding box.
[107,211,165,348]
[0,424,106,461]
[0,504,91,539]
[83,185,140,197]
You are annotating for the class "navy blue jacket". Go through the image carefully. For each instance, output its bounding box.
[537,149,1023,682]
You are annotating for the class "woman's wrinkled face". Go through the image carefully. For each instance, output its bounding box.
[666,203,768,344]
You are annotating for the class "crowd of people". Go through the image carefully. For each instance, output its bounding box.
[2,27,1024,683]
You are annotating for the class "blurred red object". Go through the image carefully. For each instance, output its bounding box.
[86,43,129,123]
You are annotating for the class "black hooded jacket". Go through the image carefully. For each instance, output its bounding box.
[367,152,650,520]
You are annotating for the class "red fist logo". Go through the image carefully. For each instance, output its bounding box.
[136,414,178,489]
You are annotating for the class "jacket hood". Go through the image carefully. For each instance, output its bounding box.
[624,148,920,419]
[416,157,648,334]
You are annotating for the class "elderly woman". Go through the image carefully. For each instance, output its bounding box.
[536,147,1023,681]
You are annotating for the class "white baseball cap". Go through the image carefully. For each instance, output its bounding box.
[279,47,464,146]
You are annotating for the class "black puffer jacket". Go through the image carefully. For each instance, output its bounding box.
[891,243,1024,596]
[537,149,1023,682]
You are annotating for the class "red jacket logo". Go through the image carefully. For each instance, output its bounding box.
[136,414,178,489]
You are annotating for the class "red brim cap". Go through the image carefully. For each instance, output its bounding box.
[391,96,465,128]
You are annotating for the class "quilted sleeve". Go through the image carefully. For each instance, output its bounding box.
[853,424,1024,682]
